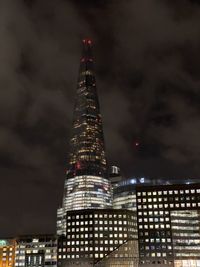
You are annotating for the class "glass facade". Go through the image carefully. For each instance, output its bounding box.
[136,184,200,267]
[67,39,107,179]
[113,183,137,211]
[171,210,200,265]
[57,39,112,235]
[174,260,200,267]
[63,175,111,210]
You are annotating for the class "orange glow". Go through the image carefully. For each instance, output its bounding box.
[0,239,16,267]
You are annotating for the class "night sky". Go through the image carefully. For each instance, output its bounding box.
[1,0,200,236]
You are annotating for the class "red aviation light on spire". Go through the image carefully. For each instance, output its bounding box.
[82,38,92,45]
[76,161,81,170]
[133,139,140,148]
[135,142,140,147]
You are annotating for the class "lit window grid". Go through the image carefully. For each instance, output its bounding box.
[171,210,200,259]
[174,259,200,267]
[15,237,57,267]
[57,209,137,262]
[136,184,200,266]
[57,175,113,235]
[63,175,112,210]
[113,194,137,211]
[0,240,15,267]
[67,61,108,179]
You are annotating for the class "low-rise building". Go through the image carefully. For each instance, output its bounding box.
[57,209,138,267]
[15,235,57,267]
[0,239,16,267]
[136,183,200,267]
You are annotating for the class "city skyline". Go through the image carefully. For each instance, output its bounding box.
[0,0,200,236]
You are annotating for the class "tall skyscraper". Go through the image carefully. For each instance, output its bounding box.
[57,39,112,235]
[56,40,138,267]
[67,38,107,179]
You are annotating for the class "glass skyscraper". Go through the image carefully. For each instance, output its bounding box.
[57,39,112,235]
[67,38,107,179]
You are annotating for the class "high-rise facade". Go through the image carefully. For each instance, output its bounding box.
[67,38,107,179]
[57,39,112,236]
[57,209,138,267]
[112,178,200,267]
[56,40,138,267]
[136,183,200,267]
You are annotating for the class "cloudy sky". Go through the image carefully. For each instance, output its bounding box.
[1,0,200,236]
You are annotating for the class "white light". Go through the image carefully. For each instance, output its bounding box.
[140,178,145,183]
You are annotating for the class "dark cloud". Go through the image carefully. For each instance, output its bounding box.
[0,0,88,236]
[0,0,200,236]
[103,0,200,178]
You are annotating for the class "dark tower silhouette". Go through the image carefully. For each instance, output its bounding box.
[57,39,112,235]
[66,38,107,179]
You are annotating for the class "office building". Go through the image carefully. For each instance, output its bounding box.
[113,177,200,211]
[136,183,200,267]
[0,239,15,267]
[15,235,57,267]
[112,178,200,267]
[57,209,138,267]
[113,178,138,211]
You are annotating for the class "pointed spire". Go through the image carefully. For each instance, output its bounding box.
[81,38,93,57]
[57,39,112,234]
[66,39,108,179]
[78,38,96,93]
[80,39,93,64]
